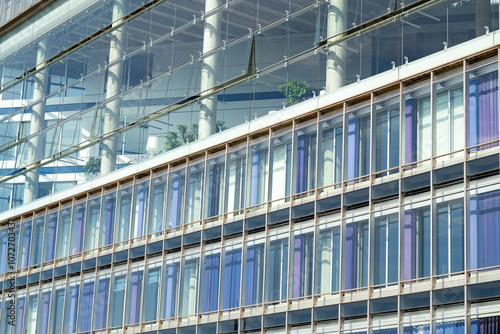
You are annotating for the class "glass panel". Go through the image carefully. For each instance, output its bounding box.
[467,63,499,151]
[49,285,65,334]
[290,228,313,298]
[0,228,7,274]
[345,106,371,181]
[199,250,220,313]
[373,95,399,175]
[403,204,431,280]
[36,289,50,334]
[18,219,32,269]
[161,258,180,319]
[93,275,110,330]
[242,238,264,306]
[225,147,246,215]
[343,219,369,290]
[30,214,44,266]
[84,196,101,251]
[247,139,269,207]
[435,199,464,276]
[109,271,126,327]
[148,174,167,234]
[185,162,204,225]
[265,233,288,302]
[143,263,161,322]
[205,154,225,219]
[469,189,500,270]
[166,167,185,229]
[315,222,341,294]
[24,291,38,334]
[115,185,132,243]
[403,85,431,166]
[433,75,464,159]
[293,124,316,195]
[372,212,399,286]
[63,283,79,334]
[56,204,71,259]
[125,268,143,325]
[78,279,95,332]
[132,180,149,238]
[43,210,57,262]
[220,245,242,310]
[70,200,85,255]
[179,256,199,316]
[99,191,116,247]
[14,294,26,334]
[319,114,343,189]
[270,132,291,202]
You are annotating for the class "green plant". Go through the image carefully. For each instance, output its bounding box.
[82,157,101,176]
[278,80,316,107]
[162,121,228,151]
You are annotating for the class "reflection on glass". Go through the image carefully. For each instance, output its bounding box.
[343,220,369,290]
[403,205,431,280]
[345,106,370,181]
[316,223,341,294]
[63,283,79,334]
[125,268,143,325]
[185,162,204,225]
[84,196,101,251]
[149,174,167,234]
[293,124,316,195]
[403,86,431,166]
[93,275,110,330]
[30,215,44,266]
[435,200,463,275]
[56,205,71,259]
[180,256,199,316]
[18,219,32,269]
[161,259,180,319]
[290,229,313,298]
[49,285,64,334]
[115,185,132,243]
[373,96,399,174]
[372,214,399,285]
[247,140,269,206]
[143,264,161,322]
[319,115,343,189]
[225,147,246,214]
[109,272,126,327]
[270,133,291,202]
[199,251,220,313]
[43,210,57,262]
[205,155,225,219]
[78,279,94,332]
[70,200,85,255]
[99,191,116,247]
[265,234,288,302]
[220,246,242,309]
[167,168,185,229]
[132,181,149,238]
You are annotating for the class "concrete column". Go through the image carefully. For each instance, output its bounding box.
[325,0,347,92]
[23,37,49,204]
[198,0,221,140]
[101,0,126,175]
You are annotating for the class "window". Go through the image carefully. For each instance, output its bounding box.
[270,132,291,202]
[167,167,185,229]
[43,210,57,262]
[434,75,464,160]
[469,188,500,270]
[18,219,32,269]
[84,195,101,251]
[265,233,288,302]
[319,114,343,189]
[403,204,431,280]
[403,85,431,166]
[434,198,464,275]
[293,124,316,195]
[78,279,95,332]
[143,264,161,322]
[199,250,220,313]
[93,275,110,330]
[132,180,149,238]
[99,190,116,247]
[70,200,85,255]
[179,256,200,316]
[30,214,44,266]
[115,185,132,243]
[24,291,38,334]
[343,219,369,290]
[56,205,72,259]
[373,95,399,175]
[63,283,79,334]
[289,227,314,299]
[345,106,371,181]
[125,268,143,325]
[220,245,242,310]
[161,258,180,319]
[109,272,126,327]
[37,289,52,334]
[316,221,341,294]
[205,154,225,219]
[372,212,399,285]
[49,285,65,334]
[185,162,204,225]
[225,147,246,215]
[467,63,499,151]
[247,139,269,206]
[149,174,167,234]
[242,239,264,306]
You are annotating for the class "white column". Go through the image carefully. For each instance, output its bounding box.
[101,0,126,175]
[325,0,347,92]
[198,0,221,139]
[23,37,49,204]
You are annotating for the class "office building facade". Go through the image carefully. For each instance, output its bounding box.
[0,0,499,333]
